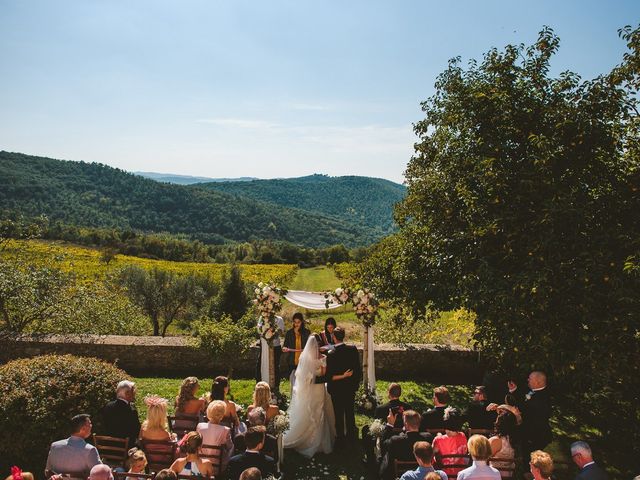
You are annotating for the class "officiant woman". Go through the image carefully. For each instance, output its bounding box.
[283,312,311,388]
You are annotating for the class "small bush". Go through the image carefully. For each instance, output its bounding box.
[0,354,129,474]
[196,314,255,377]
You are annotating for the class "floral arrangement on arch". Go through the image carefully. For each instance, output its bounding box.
[324,286,379,327]
[254,282,287,346]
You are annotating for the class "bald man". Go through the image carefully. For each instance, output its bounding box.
[89,465,113,480]
[509,371,552,458]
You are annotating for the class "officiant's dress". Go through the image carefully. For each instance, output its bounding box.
[283,336,336,457]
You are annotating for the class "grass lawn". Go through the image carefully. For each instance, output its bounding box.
[132,376,576,480]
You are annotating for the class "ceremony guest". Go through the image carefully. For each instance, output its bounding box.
[399,441,447,480]
[318,317,337,351]
[488,410,517,477]
[326,326,361,444]
[175,377,206,416]
[196,400,234,473]
[420,386,450,431]
[89,465,113,480]
[169,431,214,477]
[529,450,554,480]
[508,371,552,457]
[239,467,262,480]
[571,441,609,480]
[282,312,311,386]
[140,395,173,441]
[207,376,242,431]
[379,410,433,480]
[126,448,148,476]
[234,407,278,462]
[227,426,276,480]
[362,383,413,465]
[457,435,501,480]
[466,386,497,430]
[102,380,141,448]
[45,414,101,478]
[247,382,280,423]
[431,408,468,478]
[255,315,285,390]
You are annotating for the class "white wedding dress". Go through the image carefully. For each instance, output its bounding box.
[283,336,336,457]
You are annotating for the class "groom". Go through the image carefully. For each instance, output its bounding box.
[326,326,362,444]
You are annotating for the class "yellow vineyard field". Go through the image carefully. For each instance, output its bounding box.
[3,239,298,285]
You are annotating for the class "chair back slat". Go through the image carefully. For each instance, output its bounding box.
[199,443,225,476]
[141,438,178,472]
[437,453,471,479]
[93,435,129,467]
[113,473,155,480]
[489,456,516,478]
[176,475,214,480]
[425,428,446,435]
[394,459,418,478]
[45,471,87,480]
[168,414,200,439]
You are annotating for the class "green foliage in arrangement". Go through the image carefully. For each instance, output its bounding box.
[0,355,128,474]
[0,151,383,248]
[197,174,406,235]
[361,26,640,476]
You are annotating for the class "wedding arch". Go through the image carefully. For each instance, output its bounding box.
[254,283,378,401]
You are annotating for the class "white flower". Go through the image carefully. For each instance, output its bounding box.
[357,289,365,298]
[254,288,261,294]
[335,287,343,296]
[258,282,264,288]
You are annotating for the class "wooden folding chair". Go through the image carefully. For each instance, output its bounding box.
[425,428,446,436]
[489,457,516,478]
[394,459,418,478]
[92,434,129,468]
[168,414,200,440]
[468,428,493,437]
[177,476,213,480]
[199,443,225,477]
[45,471,87,480]
[140,438,178,472]
[436,453,471,479]
[113,473,156,480]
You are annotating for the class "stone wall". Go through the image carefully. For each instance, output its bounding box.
[1,334,484,384]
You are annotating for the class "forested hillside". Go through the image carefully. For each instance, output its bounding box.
[196,174,406,234]
[0,151,380,247]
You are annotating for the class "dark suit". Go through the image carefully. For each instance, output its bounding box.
[465,400,497,430]
[513,387,552,453]
[379,427,433,480]
[283,327,311,376]
[233,431,278,462]
[101,398,141,448]
[575,462,609,480]
[419,405,447,431]
[227,451,276,480]
[362,399,413,464]
[326,343,361,440]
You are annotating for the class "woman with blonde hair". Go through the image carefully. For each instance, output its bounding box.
[169,431,214,477]
[247,381,279,423]
[457,435,501,479]
[140,395,174,441]
[126,448,148,477]
[196,400,234,474]
[176,377,206,416]
[206,376,242,431]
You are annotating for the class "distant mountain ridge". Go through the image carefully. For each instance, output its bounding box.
[0,151,401,247]
[136,171,258,185]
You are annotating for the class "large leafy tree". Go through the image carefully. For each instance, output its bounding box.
[363,27,640,474]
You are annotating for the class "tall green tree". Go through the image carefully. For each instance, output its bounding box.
[363,26,640,475]
[209,264,250,322]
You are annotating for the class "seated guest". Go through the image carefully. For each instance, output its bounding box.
[227,426,276,480]
[45,414,101,478]
[176,377,206,417]
[196,400,234,473]
[570,441,608,480]
[379,410,433,480]
[239,467,262,480]
[89,465,113,480]
[399,441,447,480]
[169,431,214,477]
[140,395,174,441]
[529,450,554,480]
[206,376,242,431]
[362,382,413,466]
[154,470,177,480]
[102,380,141,448]
[247,381,280,423]
[420,386,450,431]
[466,386,497,430]
[457,434,501,479]
[488,410,517,477]
[234,407,278,462]
[431,407,468,478]
[126,448,148,476]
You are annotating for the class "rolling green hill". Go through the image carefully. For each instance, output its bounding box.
[0,151,382,247]
[195,174,406,234]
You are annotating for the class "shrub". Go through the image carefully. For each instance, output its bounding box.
[196,314,255,377]
[0,354,129,474]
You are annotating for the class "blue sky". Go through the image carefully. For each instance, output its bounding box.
[1,1,638,183]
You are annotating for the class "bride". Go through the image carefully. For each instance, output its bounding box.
[283,334,336,457]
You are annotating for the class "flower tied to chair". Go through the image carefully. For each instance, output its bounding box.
[11,466,23,480]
